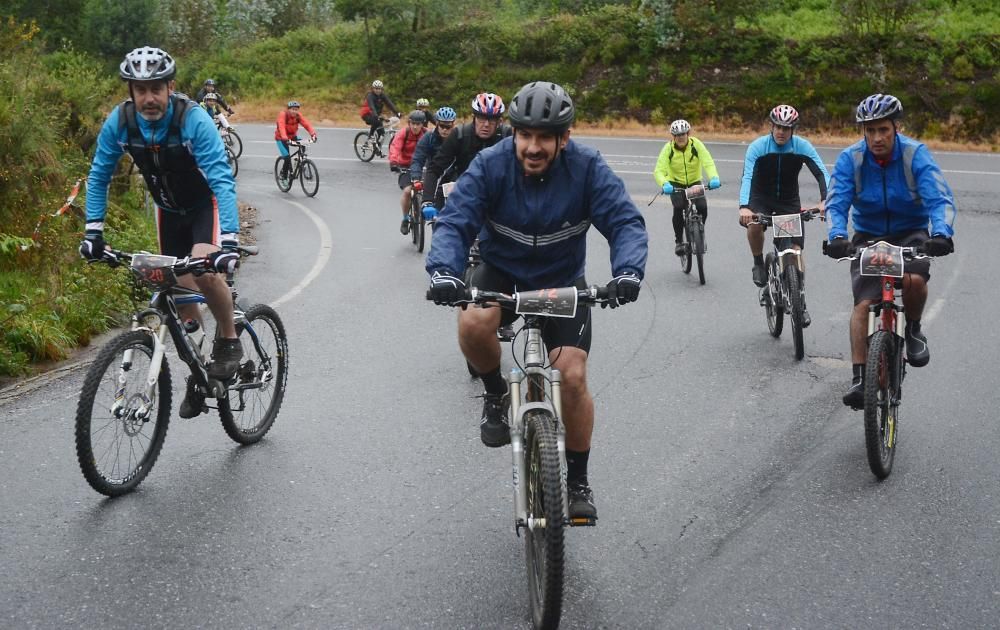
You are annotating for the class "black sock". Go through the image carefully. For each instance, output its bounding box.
[753,254,764,266]
[566,449,590,485]
[852,363,865,383]
[906,319,921,334]
[479,366,506,396]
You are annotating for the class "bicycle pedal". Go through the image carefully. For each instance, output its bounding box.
[568,516,597,527]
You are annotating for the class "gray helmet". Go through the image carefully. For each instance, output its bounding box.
[287,101,301,108]
[856,93,903,123]
[508,81,575,133]
[120,47,176,82]
[408,110,426,123]
[204,78,215,86]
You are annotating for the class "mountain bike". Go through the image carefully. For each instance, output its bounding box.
[274,139,319,197]
[225,145,239,179]
[676,183,708,284]
[353,116,399,162]
[429,285,610,630]
[826,239,932,479]
[74,247,289,497]
[216,117,242,158]
[751,208,820,361]
[402,170,426,253]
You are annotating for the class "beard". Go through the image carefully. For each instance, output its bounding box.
[137,106,165,122]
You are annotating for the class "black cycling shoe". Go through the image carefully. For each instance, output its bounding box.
[674,242,686,256]
[207,338,243,381]
[178,375,206,419]
[568,479,597,521]
[752,264,767,287]
[906,328,929,367]
[480,393,510,448]
[400,216,410,235]
[843,378,864,409]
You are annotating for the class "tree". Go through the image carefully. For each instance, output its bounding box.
[81,0,159,61]
[155,0,218,54]
[834,0,920,37]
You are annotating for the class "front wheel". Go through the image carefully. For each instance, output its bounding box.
[75,330,171,496]
[689,219,706,285]
[274,157,292,192]
[763,253,784,338]
[299,159,320,197]
[225,146,239,178]
[354,131,376,162]
[224,129,243,158]
[524,410,565,630]
[219,304,289,445]
[680,224,693,275]
[864,331,900,479]
[785,265,805,360]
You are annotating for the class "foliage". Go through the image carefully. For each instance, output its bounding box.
[833,0,920,37]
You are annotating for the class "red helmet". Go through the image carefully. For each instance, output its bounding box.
[471,92,505,119]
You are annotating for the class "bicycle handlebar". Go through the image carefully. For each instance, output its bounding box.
[823,240,930,262]
[92,246,259,272]
[749,207,822,226]
[425,285,611,308]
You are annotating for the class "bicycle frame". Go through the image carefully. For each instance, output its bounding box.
[869,276,905,339]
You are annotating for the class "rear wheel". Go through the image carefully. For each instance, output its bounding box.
[274,157,292,192]
[785,265,805,360]
[764,253,783,338]
[224,129,243,158]
[354,131,376,162]
[299,159,319,197]
[864,331,900,479]
[219,304,289,445]
[75,331,171,496]
[524,410,565,630]
[689,219,706,285]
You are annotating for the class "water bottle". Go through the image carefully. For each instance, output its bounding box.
[184,319,205,357]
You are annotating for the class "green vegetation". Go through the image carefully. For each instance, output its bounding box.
[0,0,996,376]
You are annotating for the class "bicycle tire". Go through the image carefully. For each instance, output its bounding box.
[354,131,376,162]
[299,159,319,197]
[680,223,693,274]
[219,304,289,445]
[274,157,292,192]
[523,410,565,630]
[74,330,171,496]
[764,253,783,338]
[409,193,419,246]
[226,146,239,178]
[690,220,706,285]
[785,265,805,360]
[864,331,899,479]
[225,129,243,158]
[411,194,426,252]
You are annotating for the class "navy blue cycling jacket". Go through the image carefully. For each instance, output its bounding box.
[425,137,648,289]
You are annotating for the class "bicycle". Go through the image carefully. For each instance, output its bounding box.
[353,116,399,162]
[402,170,427,253]
[274,139,319,197]
[750,208,820,361]
[225,145,239,179]
[216,117,243,158]
[74,247,289,497]
[429,285,610,630]
[825,239,932,479]
[676,183,708,285]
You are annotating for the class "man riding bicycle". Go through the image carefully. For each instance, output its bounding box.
[405,106,457,233]
[738,104,830,326]
[195,79,234,118]
[360,79,401,142]
[653,119,721,256]
[389,110,428,234]
[275,100,318,185]
[824,94,956,407]
[81,47,242,418]
[425,81,649,521]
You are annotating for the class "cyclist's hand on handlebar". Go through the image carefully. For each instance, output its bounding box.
[738,206,755,227]
[708,176,721,190]
[825,237,852,259]
[923,236,954,256]
[604,273,641,308]
[390,162,400,173]
[428,270,466,305]
[310,133,317,143]
[209,249,240,274]
[421,203,439,221]
[79,231,119,266]
[661,182,673,195]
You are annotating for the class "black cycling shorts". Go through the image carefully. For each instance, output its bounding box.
[156,199,220,258]
[397,171,413,190]
[470,262,592,354]
[850,229,931,304]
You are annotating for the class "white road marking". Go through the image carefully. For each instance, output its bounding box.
[270,199,333,308]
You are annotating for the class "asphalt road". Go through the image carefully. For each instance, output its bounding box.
[1,123,998,629]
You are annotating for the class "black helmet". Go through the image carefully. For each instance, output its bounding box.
[408,110,426,123]
[119,47,176,82]
[508,81,575,133]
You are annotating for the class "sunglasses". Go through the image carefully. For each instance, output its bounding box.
[437,123,454,129]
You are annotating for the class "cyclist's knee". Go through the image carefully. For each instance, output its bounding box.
[458,307,500,339]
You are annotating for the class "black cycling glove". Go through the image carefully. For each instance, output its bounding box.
[923,236,954,256]
[825,237,852,259]
[606,273,641,308]
[428,270,466,305]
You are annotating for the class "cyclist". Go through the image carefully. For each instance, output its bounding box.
[404,106,457,233]
[824,94,956,407]
[360,79,401,143]
[653,119,721,256]
[80,47,242,418]
[199,92,232,132]
[420,92,511,218]
[415,97,436,127]
[738,104,829,326]
[195,79,235,118]
[426,81,649,521]
[274,100,318,185]
[389,110,428,234]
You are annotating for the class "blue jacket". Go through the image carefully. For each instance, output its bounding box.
[739,134,829,213]
[410,128,444,180]
[826,133,956,239]
[86,97,239,235]
[425,137,648,289]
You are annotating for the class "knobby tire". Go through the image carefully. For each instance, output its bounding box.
[785,265,805,360]
[689,219,706,285]
[74,330,171,496]
[524,410,565,630]
[764,254,783,338]
[864,331,899,479]
[680,223,693,274]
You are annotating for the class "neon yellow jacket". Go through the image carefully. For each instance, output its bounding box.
[653,137,719,187]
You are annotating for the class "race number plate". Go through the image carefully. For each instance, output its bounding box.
[859,241,904,278]
[771,213,803,238]
[131,253,178,289]
[441,181,456,198]
[515,287,579,318]
[685,184,705,200]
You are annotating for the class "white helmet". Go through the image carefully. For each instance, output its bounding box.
[372,79,384,89]
[670,119,691,135]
